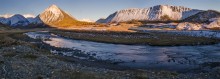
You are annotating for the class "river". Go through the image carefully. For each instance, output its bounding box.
[25,31,220,72]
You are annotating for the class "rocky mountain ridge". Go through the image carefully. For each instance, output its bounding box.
[99,5,202,23]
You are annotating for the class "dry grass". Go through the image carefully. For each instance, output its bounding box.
[21,54,38,60]
[54,69,97,79]
[0,34,21,47]
[0,24,10,30]
[107,24,138,32]
[56,23,138,32]
[2,52,17,57]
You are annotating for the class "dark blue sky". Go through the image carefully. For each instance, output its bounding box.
[0,0,219,20]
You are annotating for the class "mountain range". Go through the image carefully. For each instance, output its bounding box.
[97,5,202,23]
[0,5,91,27]
[0,4,220,30]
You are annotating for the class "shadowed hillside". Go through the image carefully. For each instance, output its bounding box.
[183,10,220,23]
[0,23,10,30]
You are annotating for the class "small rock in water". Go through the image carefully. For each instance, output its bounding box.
[132,60,136,62]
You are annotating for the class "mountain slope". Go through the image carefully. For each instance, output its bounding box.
[39,5,92,27]
[39,5,71,24]
[182,10,220,23]
[101,5,201,23]
[27,15,44,24]
[9,14,30,26]
[96,18,107,23]
[0,17,10,25]
[0,23,10,30]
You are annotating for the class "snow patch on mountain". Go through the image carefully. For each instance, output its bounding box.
[205,18,220,28]
[176,22,203,30]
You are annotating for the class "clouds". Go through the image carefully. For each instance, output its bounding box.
[23,14,36,18]
[79,18,94,22]
[0,14,14,18]
[0,14,35,18]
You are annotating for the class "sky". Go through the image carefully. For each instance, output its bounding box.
[0,0,219,21]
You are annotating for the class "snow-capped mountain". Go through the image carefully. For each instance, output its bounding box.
[0,14,37,26]
[0,4,87,27]
[101,5,202,23]
[27,16,43,24]
[0,14,30,26]
[39,4,77,26]
[8,14,30,26]
[26,17,35,23]
[0,17,10,25]
[39,5,65,24]
[23,14,37,23]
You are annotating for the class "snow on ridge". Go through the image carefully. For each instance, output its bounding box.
[8,14,30,26]
[104,5,202,23]
[0,14,30,26]
[39,4,65,23]
[45,4,63,17]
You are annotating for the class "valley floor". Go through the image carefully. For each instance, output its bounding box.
[0,29,220,79]
[51,29,219,46]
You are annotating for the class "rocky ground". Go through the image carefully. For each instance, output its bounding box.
[0,30,220,79]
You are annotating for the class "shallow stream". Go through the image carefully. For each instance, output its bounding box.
[25,31,220,72]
